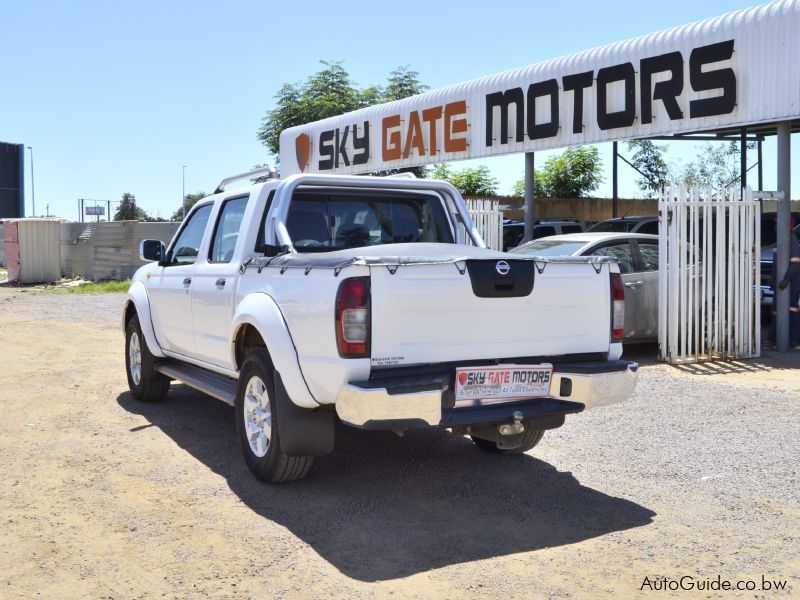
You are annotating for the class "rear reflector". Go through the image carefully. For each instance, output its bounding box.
[335,277,370,358]
[610,272,625,342]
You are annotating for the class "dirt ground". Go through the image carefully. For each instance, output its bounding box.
[0,286,798,598]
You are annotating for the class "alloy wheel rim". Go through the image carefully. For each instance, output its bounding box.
[129,331,142,386]
[243,375,272,458]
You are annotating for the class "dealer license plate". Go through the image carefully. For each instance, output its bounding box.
[454,364,553,404]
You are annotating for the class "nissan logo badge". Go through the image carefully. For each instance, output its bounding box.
[495,260,511,275]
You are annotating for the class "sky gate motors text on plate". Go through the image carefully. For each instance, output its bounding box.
[297,39,736,173]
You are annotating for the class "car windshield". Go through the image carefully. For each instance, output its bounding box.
[286,191,454,252]
[510,239,587,256]
[587,220,637,233]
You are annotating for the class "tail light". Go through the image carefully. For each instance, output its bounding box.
[335,277,370,358]
[610,272,625,342]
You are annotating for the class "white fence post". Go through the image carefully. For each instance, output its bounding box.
[659,186,761,363]
[466,198,503,251]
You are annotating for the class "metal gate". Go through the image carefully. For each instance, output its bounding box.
[658,186,761,363]
[466,198,503,251]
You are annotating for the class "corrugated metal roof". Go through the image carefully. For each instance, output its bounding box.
[280,0,800,175]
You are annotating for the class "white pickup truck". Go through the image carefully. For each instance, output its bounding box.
[123,168,637,483]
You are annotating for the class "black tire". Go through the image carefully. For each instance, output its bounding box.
[471,428,545,454]
[235,351,313,483]
[125,315,170,402]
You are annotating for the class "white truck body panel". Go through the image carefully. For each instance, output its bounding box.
[369,255,612,367]
[125,173,636,434]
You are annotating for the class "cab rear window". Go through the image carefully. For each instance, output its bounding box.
[286,191,454,252]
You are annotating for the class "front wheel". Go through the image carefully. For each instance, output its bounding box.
[125,316,170,402]
[471,428,545,454]
[235,351,313,483]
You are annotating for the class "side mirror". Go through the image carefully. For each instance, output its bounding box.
[140,239,166,263]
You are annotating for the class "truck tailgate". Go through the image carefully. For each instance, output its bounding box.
[369,259,612,367]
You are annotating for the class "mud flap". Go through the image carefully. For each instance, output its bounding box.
[274,373,335,456]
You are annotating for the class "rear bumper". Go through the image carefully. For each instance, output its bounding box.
[335,360,638,429]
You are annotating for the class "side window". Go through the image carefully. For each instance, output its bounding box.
[533,225,556,239]
[561,224,583,234]
[588,242,635,274]
[637,220,659,235]
[503,225,524,250]
[209,197,248,263]
[169,204,213,265]
[638,242,659,271]
[255,191,276,253]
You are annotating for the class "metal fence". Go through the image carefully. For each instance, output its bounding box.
[3,200,499,279]
[658,186,761,363]
[465,198,503,251]
[60,221,180,281]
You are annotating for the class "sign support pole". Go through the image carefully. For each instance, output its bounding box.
[776,120,791,352]
[612,142,619,218]
[523,152,535,243]
[740,128,747,189]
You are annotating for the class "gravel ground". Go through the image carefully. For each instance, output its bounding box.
[0,288,798,598]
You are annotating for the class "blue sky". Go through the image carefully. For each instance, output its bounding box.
[4,0,796,219]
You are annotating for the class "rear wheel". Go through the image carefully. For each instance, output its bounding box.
[125,316,170,402]
[235,351,313,483]
[471,428,545,454]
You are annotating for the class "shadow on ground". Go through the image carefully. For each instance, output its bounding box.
[118,386,655,582]
[622,341,660,364]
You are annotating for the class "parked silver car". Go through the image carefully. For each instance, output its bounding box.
[511,233,659,341]
[587,216,659,235]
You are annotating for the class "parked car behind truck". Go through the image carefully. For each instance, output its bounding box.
[512,233,660,341]
[123,170,638,483]
[502,218,588,251]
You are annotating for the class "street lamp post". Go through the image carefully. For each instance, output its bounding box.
[26,146,35,217]
[182,165,187,221]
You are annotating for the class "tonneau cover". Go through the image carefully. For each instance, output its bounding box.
[243,251,616,272]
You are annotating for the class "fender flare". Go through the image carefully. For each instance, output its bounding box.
[123,281,165,358]
[231,293,318,409]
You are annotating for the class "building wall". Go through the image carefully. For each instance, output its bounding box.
[60,221,181,281]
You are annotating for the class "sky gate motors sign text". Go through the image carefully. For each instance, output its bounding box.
[484,41,734,145]
[280,2,800,175]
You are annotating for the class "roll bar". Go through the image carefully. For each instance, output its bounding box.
[268,173,486,252]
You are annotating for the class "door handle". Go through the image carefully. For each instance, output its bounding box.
[215,278,226,288]
[624,281,643,289]
[183,277,192,287]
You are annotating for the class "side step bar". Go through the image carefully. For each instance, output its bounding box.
[155,362,238,406]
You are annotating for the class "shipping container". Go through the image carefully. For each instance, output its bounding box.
[3,219,61,283]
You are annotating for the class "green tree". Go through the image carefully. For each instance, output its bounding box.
[171,192,206,222]
[114,193,148,221]
[258,61,368,159]
[383,65,429,102]
[626,140,670,196]
[431,163,499,196]
[675,141,748,189]
[257,61,429,172]
[511,175,544,198]
[513,146,603,198]
[378,66,430,178]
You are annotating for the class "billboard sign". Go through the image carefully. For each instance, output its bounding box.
[85,206,106,216]
[280,1,800,176]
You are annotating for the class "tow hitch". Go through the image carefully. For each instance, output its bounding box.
[498,411,525,436]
